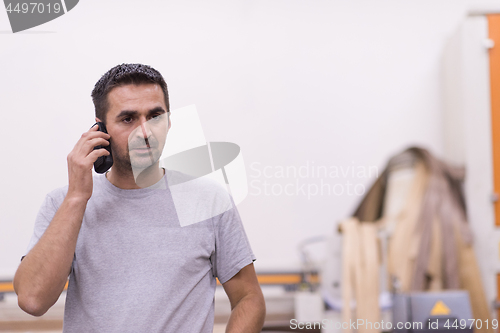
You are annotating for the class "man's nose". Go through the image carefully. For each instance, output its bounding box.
[139,119,152,139]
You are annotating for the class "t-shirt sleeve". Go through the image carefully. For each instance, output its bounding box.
[213,203,256,284]
[23,194,59,259]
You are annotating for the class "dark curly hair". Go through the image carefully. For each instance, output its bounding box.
[91,63,170,123]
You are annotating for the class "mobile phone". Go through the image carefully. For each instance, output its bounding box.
[92,122,113,174]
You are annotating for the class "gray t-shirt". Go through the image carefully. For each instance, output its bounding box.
[25,170,256,333]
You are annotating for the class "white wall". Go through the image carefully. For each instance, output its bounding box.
[0,0,468,278]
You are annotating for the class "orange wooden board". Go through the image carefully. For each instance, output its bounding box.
[488,14,500,226]
[1,273,319,293]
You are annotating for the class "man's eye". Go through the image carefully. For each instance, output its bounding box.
[123,117,133,123]
[150,114,162,121]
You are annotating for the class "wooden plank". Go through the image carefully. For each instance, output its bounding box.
[488,14,500,329]
[0,282,13,293]
[0,281,69,294]
[0,273,319,294]
[488,14,500,226]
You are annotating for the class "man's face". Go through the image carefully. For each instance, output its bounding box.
[101,83,170,173]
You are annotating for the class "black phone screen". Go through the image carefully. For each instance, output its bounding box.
[93,122,113,174]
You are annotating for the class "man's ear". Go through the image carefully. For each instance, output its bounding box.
[95,117,102,123]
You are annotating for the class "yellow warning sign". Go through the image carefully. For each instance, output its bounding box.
[430,300,451,316]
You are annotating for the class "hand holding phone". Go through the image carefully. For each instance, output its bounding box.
[92,122,113,173]
[66,123,110,202]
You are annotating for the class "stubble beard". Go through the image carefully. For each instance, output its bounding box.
[113,142,165,177]
[110,144,133,175]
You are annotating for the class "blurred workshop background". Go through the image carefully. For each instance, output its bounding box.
[2,0,500,332]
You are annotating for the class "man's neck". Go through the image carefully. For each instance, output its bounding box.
[106,163,165,189]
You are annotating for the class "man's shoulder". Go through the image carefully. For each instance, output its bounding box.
[44,183,69,207]
[44,173,107,206]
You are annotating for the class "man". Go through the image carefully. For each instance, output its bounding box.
[13,63,266,332]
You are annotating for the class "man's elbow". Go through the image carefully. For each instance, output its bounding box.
[14,277,51,317]
[17,292,50,317]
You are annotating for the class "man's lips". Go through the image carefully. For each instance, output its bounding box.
[131,147,157,151]
[130,142,157,150]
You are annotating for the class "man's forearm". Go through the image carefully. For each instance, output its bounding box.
[225,292,266,333]
[13,196,87,316]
